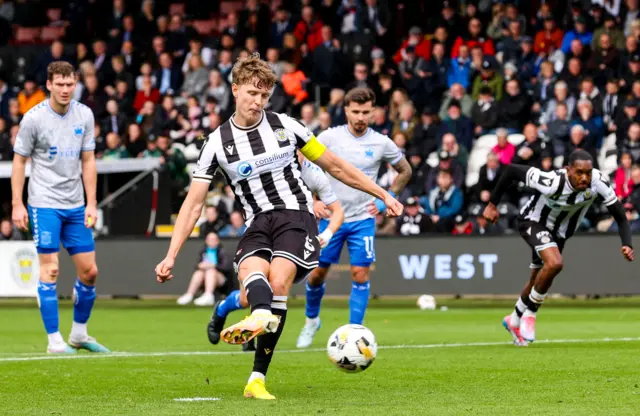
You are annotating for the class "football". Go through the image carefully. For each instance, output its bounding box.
[327,324,377,373]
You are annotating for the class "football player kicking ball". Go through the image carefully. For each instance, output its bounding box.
[296,87,412,349]
[483,149,634,346]
[155,54,402,400]
[206,151,344,352]
[11,62,109,354]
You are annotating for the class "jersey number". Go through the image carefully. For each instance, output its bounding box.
[363,236,374,259]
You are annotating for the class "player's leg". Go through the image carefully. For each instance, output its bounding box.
[62,207,108,352]
[27,206,73,354]
[297,219,344,348]
[194,269,217,306]
[503,261,539,346]
[207,287,243,345]
[346,218,376,325]
[177,270,204,305]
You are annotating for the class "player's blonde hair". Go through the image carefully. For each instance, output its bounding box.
[231,53,277,90]
[47,61,76,81]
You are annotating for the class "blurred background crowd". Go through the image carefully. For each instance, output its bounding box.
[0,0,639,240]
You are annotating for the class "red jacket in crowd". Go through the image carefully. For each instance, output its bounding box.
[451,36,496,58]
[293,19,324,51]
[393,38,432,64]
[534,28,564,55]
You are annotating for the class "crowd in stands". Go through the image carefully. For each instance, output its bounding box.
[0,0,639,238]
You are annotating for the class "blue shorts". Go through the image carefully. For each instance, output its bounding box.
[318,218,376,268]
[27,206,95,255]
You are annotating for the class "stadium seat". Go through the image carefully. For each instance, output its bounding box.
[507,133,525,147]
[554,155,564,169]
[220,1,244,15]
[169,3,185,16]
[426,151,439,168]
[41,26,66,43]
[13,27,41,44]
[191,19,217,36]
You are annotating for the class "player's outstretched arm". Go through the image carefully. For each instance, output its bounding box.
[313,150,403,216]
[156,181,210,282]
[606,200,634,261]
[11,154,29,231]
[484,164,531,223]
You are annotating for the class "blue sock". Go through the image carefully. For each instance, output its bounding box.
[349,281,370,325]
[216,290,242,318]
[37,281,59,334]
[73,278,96,324]
[305,282,325,319]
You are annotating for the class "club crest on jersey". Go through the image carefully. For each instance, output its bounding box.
[237,162,253,178]
[584,189,592,199]
[73,125,84,137]
[536,230,551,244]
[365,147,374,158]
[274,128,289,143]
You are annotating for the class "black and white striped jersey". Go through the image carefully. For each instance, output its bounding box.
[519,167,617,240]
[193,111,323,225]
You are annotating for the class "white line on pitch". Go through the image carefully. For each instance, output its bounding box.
[173,397,221,402]
[1,337,639,363]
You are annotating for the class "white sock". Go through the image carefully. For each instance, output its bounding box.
[305,317,320,326]
[248,371,265,384]
[530,288,547,304]
[48,331,64,346]
[523,310,536,318]
[251,308,271,316]
[509,311,521,326]
[70,322,88,339]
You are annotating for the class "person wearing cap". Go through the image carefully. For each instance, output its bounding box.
[405,147,431,197]
[516,36,537,84]
[620,53,640,95]
[424,150,465,192]
[429,1,463,42]
[451,17,496,59]
[498,79,532,133]
[471,57,504,102]
[534,16,564,56]
[396,197,432,236]
[438,99,474,151]
[393,26,432,64]
[592,13,625,51]
[560,15,594,54]
[451,213,473,235]
[421,168,463,233]
[17,78,47,116]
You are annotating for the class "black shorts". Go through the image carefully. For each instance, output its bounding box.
[518,220,565,269]
[233,209,320,283]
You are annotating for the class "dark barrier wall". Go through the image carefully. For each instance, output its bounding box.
[58,235,639,296]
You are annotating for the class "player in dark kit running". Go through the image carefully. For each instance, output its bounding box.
[483,149,634,346]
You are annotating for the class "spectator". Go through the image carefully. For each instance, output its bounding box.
[101,132,129,159]
[492,128,516,165]
[155,53,182,95]
[451,18,495,58]
[615,152,635,200]
[281,61,309,109]
[392,102,419,139]
[516,37,537,84]
[266,48,286,81]
[452,213,474,235]
[293,6,323,52]
[593,14,625,52]
[532,61,557,115]
[114,79,134,116]
[204,70,231,115]
[180,55,209,101]
[560,57,584,97]
[447,44,472,89]
[92,40,113,86]
[534,16,564,56]
[476,152,503,203]
[0,77,14,119]
[424,151,464,192]
[499,20,526,64]
[423,42,450,102]
[439,83,473,121]
[620,35,638,75]
[561,16,593,54]
[391,132,407,154]
[565,124,599,166]
[623,123,640,164]
[300,104,319,131]
[572,99,605,148]
[439,133,469,170]
[0,218,23,241]
[326,88,346,126]
[7,98,21,126]
[412,107,440,157]
[472,86,499,136]
[124,123,147,158]
[602,79,621,132]
[133,75,160,114]
[312,25,344,93]
[622,0,639,36]
[588,34,621,88]
[498,79,532,133]
[176,232,231,306]
[80,75,107,117]
[393,26,432,64]
[389,88,410,122]
[471,59,504,102]
[314,110,332,136]
[616,98,640,151]
[513,123,545,167]
[17,79,46,115]
[199,206,226,237]
[546,102,572,159]
[540,81,576,126]
[421,168,463,233]
[578,77,603,116]
[102,99,127,135]
[109,55,134,94]
[136,62,157,91]
[396,197,432,235]
[347,62,373,92]
[619,53,640,95]
[371,106,392,136]
[437,100,474,151]
[219,211,247,237]
[182,37,213,75]
[270,7,295,49]
[405,148,430,198]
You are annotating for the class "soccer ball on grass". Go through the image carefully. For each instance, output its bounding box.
[327,324,377,373]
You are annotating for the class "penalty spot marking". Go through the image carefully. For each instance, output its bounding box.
[1,337,639,363]
[174,397,221,402]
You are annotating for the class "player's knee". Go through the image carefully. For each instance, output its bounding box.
[351,269,369,284]
[79,264,99,285]
[308,268,328,286]
[269,278,290,297]
[545,257,564,274]
[42,263,59,282]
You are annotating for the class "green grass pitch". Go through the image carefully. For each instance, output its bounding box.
[0,299,639,415]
